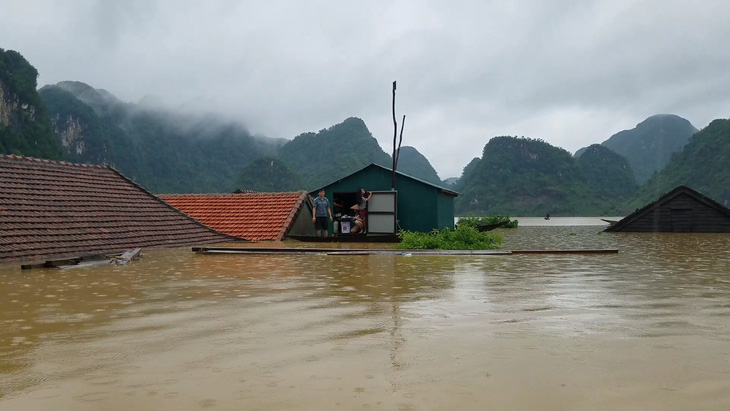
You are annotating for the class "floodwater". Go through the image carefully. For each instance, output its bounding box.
[510,216,626,226]
[1,225,730,410]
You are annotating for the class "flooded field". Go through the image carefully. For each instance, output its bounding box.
[2,225,730,410]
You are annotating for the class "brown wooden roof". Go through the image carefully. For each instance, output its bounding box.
[605,185,730,233]
[0,155,236,264]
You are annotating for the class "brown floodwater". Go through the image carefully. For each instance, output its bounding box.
[1,226,730,410]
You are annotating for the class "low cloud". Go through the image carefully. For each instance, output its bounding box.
[2,0,729,178]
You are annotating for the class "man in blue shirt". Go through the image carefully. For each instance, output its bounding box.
[312,189,333,237]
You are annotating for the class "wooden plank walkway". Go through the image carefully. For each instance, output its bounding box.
[511,249,618,254]
[193,247,618,256]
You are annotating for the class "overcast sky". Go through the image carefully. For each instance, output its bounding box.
[2,0,730,178]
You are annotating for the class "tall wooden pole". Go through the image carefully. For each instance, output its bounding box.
[391,81,398,189]
[394,114,406,171]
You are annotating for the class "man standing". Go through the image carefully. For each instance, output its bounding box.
[312,189,333,237]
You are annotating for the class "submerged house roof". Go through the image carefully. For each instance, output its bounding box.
[605,185,730,233]
[159,191,310,241]
[0,155,235,264]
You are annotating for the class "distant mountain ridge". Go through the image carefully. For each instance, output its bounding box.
[627,118,730,209]
[53,81,125,114]
[39,81,284,193]
[4,48,729,217]
[40,81,439,193]
[576,144,638,201]
[576,114,697,184]
[236,156,303,192]
[0,48,62,159]
[38,84,135,168]
[278,117,393,189]
[458,137,606,215]
[394,146,442,185]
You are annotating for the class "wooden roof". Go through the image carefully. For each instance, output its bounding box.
[605,185,730,232]
[160,191,309,241]
[0,155,235,264]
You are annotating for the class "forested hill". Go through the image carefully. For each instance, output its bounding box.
[395,146,442,185]
[235,156,303,192]
[39,81,284,193]
[38,84,138,171]
[278,117,392,189]
[51,80,126,116]
[627,118,730,209]
[576,144,637,201]
[576,114,697,184]
[33,83,437,194]
[0,48,62,159]
[5,48,726,213]
[457,137,634,216]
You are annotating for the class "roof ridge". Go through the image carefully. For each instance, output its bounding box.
[0,154,110,169]
[159,191,307,197]
[276,191,309,241]
[605,185,730,232]
[310,163,458,195]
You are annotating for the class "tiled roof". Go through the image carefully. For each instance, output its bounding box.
[0,155,235,264]
[160,192,309,241]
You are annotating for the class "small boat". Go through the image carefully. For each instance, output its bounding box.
[286,234,400,243]
[475,220,510,232]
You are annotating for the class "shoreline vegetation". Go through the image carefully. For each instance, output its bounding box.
[394,225,502,250]
[457,215,519,229]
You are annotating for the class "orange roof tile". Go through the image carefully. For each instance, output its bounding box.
[159,192,309,241]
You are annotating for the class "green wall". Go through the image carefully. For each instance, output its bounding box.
[436,190,455,229]
[313,164,456,232]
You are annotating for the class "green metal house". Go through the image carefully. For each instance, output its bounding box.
[311,163,458,233]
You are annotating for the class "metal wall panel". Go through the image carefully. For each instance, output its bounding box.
[368,191,397,233]
[369,191,396,212]
[368,214,396,233]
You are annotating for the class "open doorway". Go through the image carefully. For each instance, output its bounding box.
[331,190,397,235]
[332,191,362,235]
[332,191,359,219]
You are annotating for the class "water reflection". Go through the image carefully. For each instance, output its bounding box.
[1,227,730,409]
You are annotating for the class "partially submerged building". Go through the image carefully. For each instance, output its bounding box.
[312,163,458,234]
[0,155,235,265]
[605,185,730,233]
[160,191,314,241]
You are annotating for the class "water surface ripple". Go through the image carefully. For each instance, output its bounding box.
[1,226,729,410]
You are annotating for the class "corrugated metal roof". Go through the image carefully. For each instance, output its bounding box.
[311,163,459,196]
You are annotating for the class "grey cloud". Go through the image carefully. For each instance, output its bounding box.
[1,0,729,178]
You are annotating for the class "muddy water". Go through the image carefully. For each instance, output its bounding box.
[1,226,730,410]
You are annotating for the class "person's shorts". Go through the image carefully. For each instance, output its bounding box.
[315,216,329,230]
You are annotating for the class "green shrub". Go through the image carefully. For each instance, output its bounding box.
[457,215,519,229]
[394,225,503,250]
